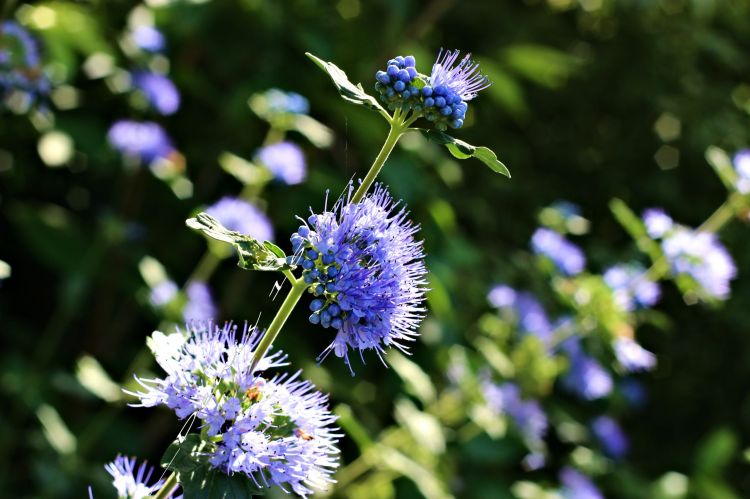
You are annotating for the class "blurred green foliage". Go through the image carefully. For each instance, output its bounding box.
[3,0,750,498]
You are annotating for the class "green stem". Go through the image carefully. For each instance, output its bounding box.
[351,122,405,203]
[251,277,308,368]
[152,472,178,499]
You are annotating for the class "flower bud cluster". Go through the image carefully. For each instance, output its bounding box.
[375,55,421,111]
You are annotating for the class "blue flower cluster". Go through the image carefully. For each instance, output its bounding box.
[487,284,553,342]
[613,337,656,372]
[531,227,586,276]
[559,467,603,499]
[256,141,307,185]
[133,71,181,116]
[290,185,427,371]
[131,322,340,497]
[560,337,613,400]
[643,209,736,300]
[591,415,629,459]
[0,21,51,110]
[107,120,174,165]
[103,455,179,499]
[375,55,420,111]
[603,263,660,312]
[206,196,274,242]
[374,50,490,130]
[482,380,548,469]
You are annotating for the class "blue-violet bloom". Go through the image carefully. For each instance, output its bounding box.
[183,281,217,322]
[560,338,613,400]
[132,26,165,53]
[642,208,673,239]
[290,184,427,372]
[130,322,340,497]
[591,415,629,459]
[559,467,603,499]
[107,120,174,165]
[531,228,586,276]
[133,72,180,115]
[614,337,656,372]
[603,263,660,311]
[206,196,274,242]
[733,149,750,194]
[256,141,307,185]
[0,21,51,108]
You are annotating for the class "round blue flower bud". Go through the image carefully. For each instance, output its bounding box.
[313,284,325,296]
[291,234,303,248]
[450,119,464,128]
[404,55,416,67]
[328,266,339,278]
[422,86,433,97]
[387,65,399,77]
[328,303,341,316]
[407,67,418,79]
[394,80,406,92]
[440,106,452,116]
[302,259,315,270]
[326,282,337,293]
[375,71,390,84]
[394,56,405,65]
[308,214,318,225]
[303,273,315,284]
[385,87,395,98]
[321,309,331,322]
[402,90,411,99]
[310,299,324,312]
[331,318,343,329]
[322,253,335,265]
[435,85,447,95]
[424,97,434,107]
[297,226,310,237]
[309,313,320,324]
[435,96,446,108]
[306,249,319,260]
[397,69,410,82]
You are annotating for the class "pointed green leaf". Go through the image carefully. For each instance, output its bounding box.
[186,213,295,272]
[418,129,510,177]
[162,435,263,499]
[306,52,390,119]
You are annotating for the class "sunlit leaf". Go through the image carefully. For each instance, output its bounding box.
[306,52,389,118]
[418,129,510,177]
[186,213,295,272]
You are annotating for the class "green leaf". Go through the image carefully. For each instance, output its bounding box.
[186,213,295,272]
[162,435,263,499]
[418,129,511,177]
[305,52,389,118]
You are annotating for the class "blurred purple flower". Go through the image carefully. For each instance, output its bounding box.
[483,380,548,453]
[265,88,310,115]
[257,141,306,185]
[559,467,603,499]
[733,149,750,194]
[603,263,660,311]
[642,208,673,239]
[614,337,656,372]
[591,415,629,459]
[133,72,180,115]
[183,281,217,322]
[107,120,173,164]
[531,228,585,276]
[206,196,274,242]
[149,280,178,307]
[132,26,165,53]
[487,285,553,342]
[105,456,181,499]
[561,338,613,400]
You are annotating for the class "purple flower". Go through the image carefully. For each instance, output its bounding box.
[183,281,217,322]
[482,380,548,465]
[560,338,613,400]
[559,467,603,499]
[129,323,340,497]
[256,141,307,185]
[104,456,180,499]
[614,337,656,372]
[429,49,490,102]
[531,228,586,276]
[205,196,274,242]
[591,415,629,459]
[132,26,165,53]
[0,21,51,108]
[107,120,173,164]
[149,280,178,307]
[291,184,427,372]
[661,227,736,300]
[642,208,673,239]
[733,149,750,193]
[264,88,310,115]
[603,263,660,311]
[487,285,553,342]
[133,72,180,115]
